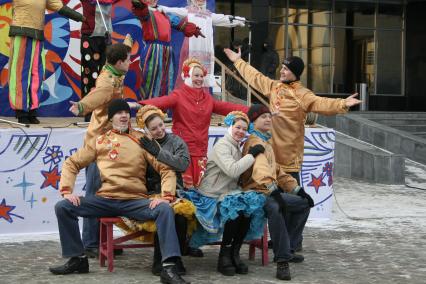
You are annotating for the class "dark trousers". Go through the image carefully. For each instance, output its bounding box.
[264,192,310,262]
[55,195,181,261]
[82,162,102,249]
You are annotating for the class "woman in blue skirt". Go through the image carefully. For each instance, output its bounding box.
[181,111,266,276]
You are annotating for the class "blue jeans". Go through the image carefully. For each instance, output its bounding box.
[264,192,310,262]
[55,195,181,261]
[82,162,102,249]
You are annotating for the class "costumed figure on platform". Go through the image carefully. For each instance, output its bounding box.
[240,104,313,281]
[80,0,117,101]
[181,111,266,276]
[8,0,84,124]
[161,0,246,87]
[68,39,132,257]
[117,104,195,276]
[49,99,190,284]
[131,0,204,99]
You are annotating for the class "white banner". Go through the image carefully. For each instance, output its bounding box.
[0,127,335,235]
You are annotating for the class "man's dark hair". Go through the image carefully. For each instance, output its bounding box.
[106,43,131,65]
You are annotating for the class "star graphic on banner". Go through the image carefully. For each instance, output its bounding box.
[40,165,61,190]
[13,172,35,200]
[0,198,24,223]
[26,192,37,209]
[307,173,326,193]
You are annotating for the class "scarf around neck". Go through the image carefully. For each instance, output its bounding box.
[252,129,272,142]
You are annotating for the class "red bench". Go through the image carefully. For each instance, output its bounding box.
[99,217,269,272]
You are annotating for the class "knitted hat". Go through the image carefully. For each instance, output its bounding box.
[247,104,271,122]
[136,105,165,129]
[108,99,130,120]
[283,56,304,80]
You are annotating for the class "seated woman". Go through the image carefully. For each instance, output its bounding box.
[118,105,194,276]
[240,104,313,281]
[181,111,266,277]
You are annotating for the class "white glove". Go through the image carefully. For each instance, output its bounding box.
[234,16,246,27]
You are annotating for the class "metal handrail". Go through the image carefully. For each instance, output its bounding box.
[214,57,269,107]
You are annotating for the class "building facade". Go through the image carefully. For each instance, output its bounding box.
[215,0,426,111]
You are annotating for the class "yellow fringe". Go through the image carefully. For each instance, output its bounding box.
[115,199,197,243]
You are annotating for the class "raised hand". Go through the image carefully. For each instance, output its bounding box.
[223,47,241,63]
[345,93,362,108]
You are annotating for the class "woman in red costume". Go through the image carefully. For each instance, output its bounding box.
[130,58,248,189]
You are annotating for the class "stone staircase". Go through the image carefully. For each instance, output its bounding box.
[318,111,426,185]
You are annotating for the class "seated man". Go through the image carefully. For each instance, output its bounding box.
[49,99,189,284]
[240,104,314,281]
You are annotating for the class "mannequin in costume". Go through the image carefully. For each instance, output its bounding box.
[8,0,84,124]
[131,0,204,99]
[161,0,245,87]
[80,0,117,102]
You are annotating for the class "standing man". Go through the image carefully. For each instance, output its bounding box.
[49,99,189,284]
[223,48,361,188]
[69,39,132,257]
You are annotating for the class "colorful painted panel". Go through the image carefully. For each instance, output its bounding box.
[0,0,215,117]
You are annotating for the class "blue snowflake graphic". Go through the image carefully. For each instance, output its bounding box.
[42,146,64,165]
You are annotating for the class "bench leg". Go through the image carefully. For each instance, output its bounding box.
[99,222,106,267]
[249,243,256,260]
[261,225,269,266]
[107,223,114,272]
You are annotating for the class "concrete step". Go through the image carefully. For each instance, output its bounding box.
[318,113,426,165]
[371,118,426,125]
[389,125,426,132]
[354,111,426,119]
[333,132,405,184]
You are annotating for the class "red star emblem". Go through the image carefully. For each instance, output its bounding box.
[307,173,326,193]
[40,165,61,190]
[0,199,24,223]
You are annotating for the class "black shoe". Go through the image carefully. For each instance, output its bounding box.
[276,261,291,280]
[217,246,235,276]
[295,243,303,252]
[289,254,304,263]
[160,265,190,284]
[49,256,89,275]
[84,248,99,259]
[231,243,248,274]
[114,248,124,256]
[186,247,204,257]
[18,116,31,124]
[28,116,40,124]
[175,258,187,276]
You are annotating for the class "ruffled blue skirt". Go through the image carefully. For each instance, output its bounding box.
[180,189,266,248]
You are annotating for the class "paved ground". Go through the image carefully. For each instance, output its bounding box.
[1,177,426,284]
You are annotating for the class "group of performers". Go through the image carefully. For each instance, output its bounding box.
[6,1,362,283]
